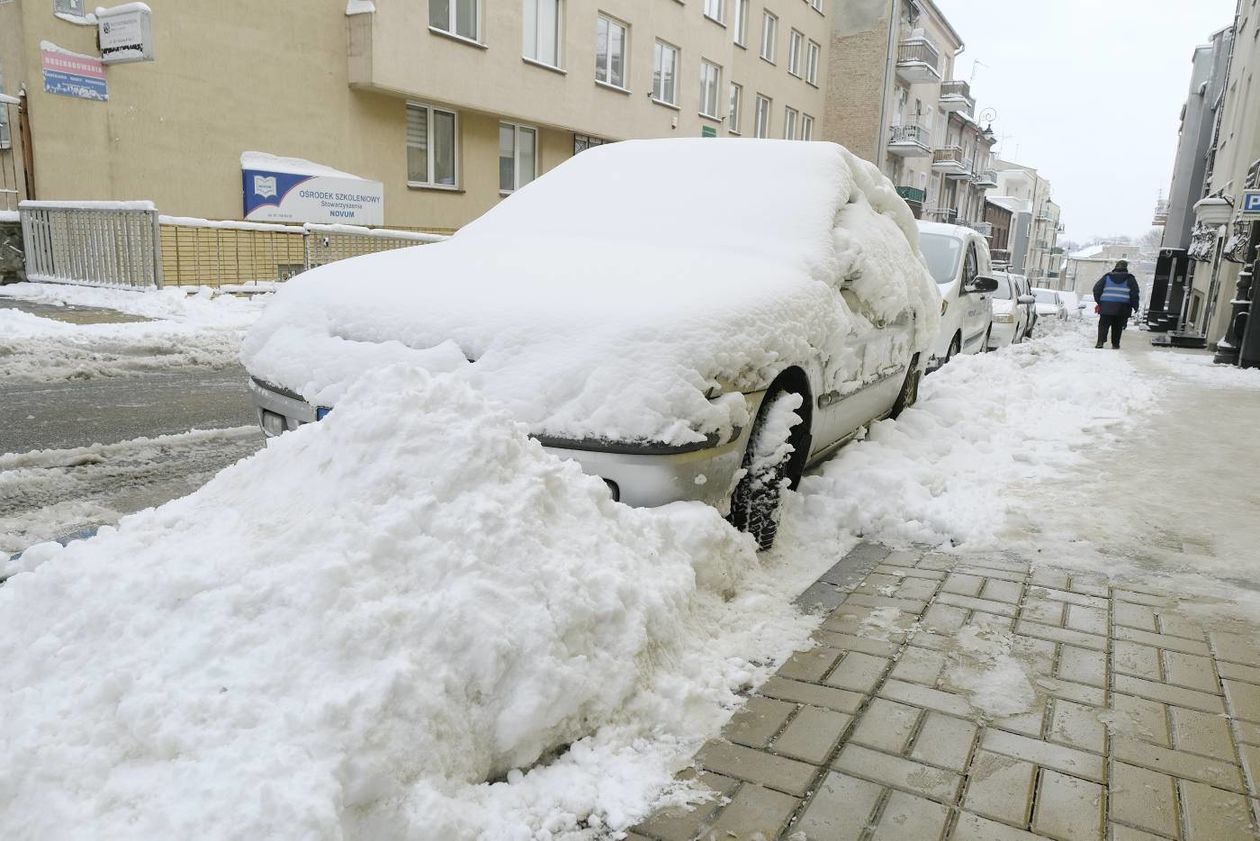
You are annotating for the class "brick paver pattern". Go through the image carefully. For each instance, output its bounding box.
[628,543,1260,841]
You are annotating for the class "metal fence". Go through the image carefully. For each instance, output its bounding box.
[20,201,163,288]
[15,202,447,289]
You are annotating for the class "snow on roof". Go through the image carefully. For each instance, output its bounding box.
[1070,244,1107,260]
[986,195,1028,214]
[244,139,941,445]
[239,151,365,180]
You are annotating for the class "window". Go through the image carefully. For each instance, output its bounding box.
[699,60,722,119]
[784,106,798,140]
[805,40,820,85]
[652,40,679,104]
[733,0,749,45]
[54,0,86,15]
[760,11,777,62]
[595,14,628,89]
[787,29,804,76]
[499,123,537,192]
[703,0,724,23]
[800,113,814,140]
[523,0,562,66]
[430,0,479,41]
[574,134,608,154]
[754,94,771,138]
[810,0,822,10]
[728,83,743,134]
[406,103,458,188]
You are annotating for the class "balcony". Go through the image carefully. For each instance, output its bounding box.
[1153,199,1169,226]
[932,146,972,179]
[896,37,942,85]
[973,169,998,189]
[896,185,927,205]
[927,207,960,225]
[888,123,932,157]
[939,80,975,116]
[971,221,994,237]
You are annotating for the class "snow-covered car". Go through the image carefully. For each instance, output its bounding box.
[1033,287,1068,320]
[988,273,1036,349]
[243,140,940,550]
[1059,290,1085,318]
[916,221,999,368]
[1007,272,1037,339]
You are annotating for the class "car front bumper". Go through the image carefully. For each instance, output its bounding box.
[247,377,754,511]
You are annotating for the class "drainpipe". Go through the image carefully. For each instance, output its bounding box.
[875,0,899,167]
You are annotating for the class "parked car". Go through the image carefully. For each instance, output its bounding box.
[1032,287,1068,321]
[988,273,1036,349]
[1058,291,1085,319]
[916,221,999,368]
[243,140,941,551]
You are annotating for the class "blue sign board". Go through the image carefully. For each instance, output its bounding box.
[41,46,107,102]
[1242,190,1260,217]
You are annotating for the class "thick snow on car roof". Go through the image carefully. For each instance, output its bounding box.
[244,139,939,445]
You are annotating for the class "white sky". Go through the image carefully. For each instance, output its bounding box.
[938,0,1238,243]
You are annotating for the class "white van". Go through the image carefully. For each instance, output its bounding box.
[916,222,998,369]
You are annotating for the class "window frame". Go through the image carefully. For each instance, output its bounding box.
[805,39,820,85]
[754,93,772,138]
[728,82,743,135]
[699,59,722,120]
[429,0,481,44]
[733,0,749,46]
[595,13,630,91]
[703,0,725,25]
[652,39,680,106]
[800,113,814,141]
[784,106,798,140]
[522,0,564,69]
[499,121,539,194]
[760,11,777,63]
[406,102,461,190]
[787,29,804,77]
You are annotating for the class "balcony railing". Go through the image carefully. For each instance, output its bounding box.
[973,169,998,188]
[939,80,975,116]
[895,37,942,84]
[970,221,994,237]
[927,207,960,225]
[888,123,932,157]
[896,185,927,205]
[932,146,971,178]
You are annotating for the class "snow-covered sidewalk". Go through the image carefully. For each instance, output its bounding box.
[5,321,1256,840]
[0,283,266,381]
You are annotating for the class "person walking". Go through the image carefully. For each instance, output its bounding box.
[1092,259,1141,349]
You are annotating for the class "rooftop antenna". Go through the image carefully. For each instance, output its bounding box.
[969,59,989,85]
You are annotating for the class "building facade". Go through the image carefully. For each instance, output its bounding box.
[0,0,830,228]
[989,161,1063,287]
[823,0,996,229]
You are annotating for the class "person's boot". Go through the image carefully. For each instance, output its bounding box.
[1095,341,1104,348]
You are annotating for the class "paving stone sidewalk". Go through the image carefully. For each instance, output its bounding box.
[628,543,1260,841]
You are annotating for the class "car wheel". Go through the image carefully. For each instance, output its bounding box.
[890,355,921,420]
[728,390,804,552]
[981,325,993,353]
[944,333,961,364]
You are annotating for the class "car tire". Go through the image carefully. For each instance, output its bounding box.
[944,333,961,364]
[890,354,921,420]
[981,325,993,353]
[728,390,804,552]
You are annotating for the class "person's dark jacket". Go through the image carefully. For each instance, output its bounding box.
[1093,271,1141,317]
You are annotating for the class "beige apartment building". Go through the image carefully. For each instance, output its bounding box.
[990,161,1063,286]
[823,0,996,228]
[0,0,830,228]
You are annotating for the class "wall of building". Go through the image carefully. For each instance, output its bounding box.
[822,0,891,161]
[0,0,830,229]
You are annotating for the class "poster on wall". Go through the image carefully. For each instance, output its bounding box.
[41,42,107,101]
[97,3,156,64]
[241,151,384,226]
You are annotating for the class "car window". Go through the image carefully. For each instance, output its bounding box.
[918,233,963,285]
[960,245,978,296]
[992,277,1012,300]
[1034,290,1055,304]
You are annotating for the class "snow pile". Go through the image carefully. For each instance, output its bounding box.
[0,366,819,839]
[244,139,939,446]
[0,283,267,381]
[778,326,1157,550]
[1148,348,1260,389]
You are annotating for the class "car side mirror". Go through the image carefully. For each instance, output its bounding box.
[1017,294,1036,305]
[965,276,1000,294]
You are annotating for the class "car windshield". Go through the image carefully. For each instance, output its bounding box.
[1035,290,1057,304]
[992,277,1013,300]
[918,233,963,285]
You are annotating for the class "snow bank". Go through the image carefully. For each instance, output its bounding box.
[0,366,819,839]
[244,139,939,446]
[1148,348,1260,389]
[778,326,1157,550]
[0,282,267,330]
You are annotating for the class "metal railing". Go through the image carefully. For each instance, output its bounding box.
[20,201,164,288]
[939,80,975,114]
[927,207,960,224]
[889,123,931,148]
[896,185,927,204]
[974,169,999,186]
[897,38,941,74]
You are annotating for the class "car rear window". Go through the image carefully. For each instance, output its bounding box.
[918,233,963,285]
